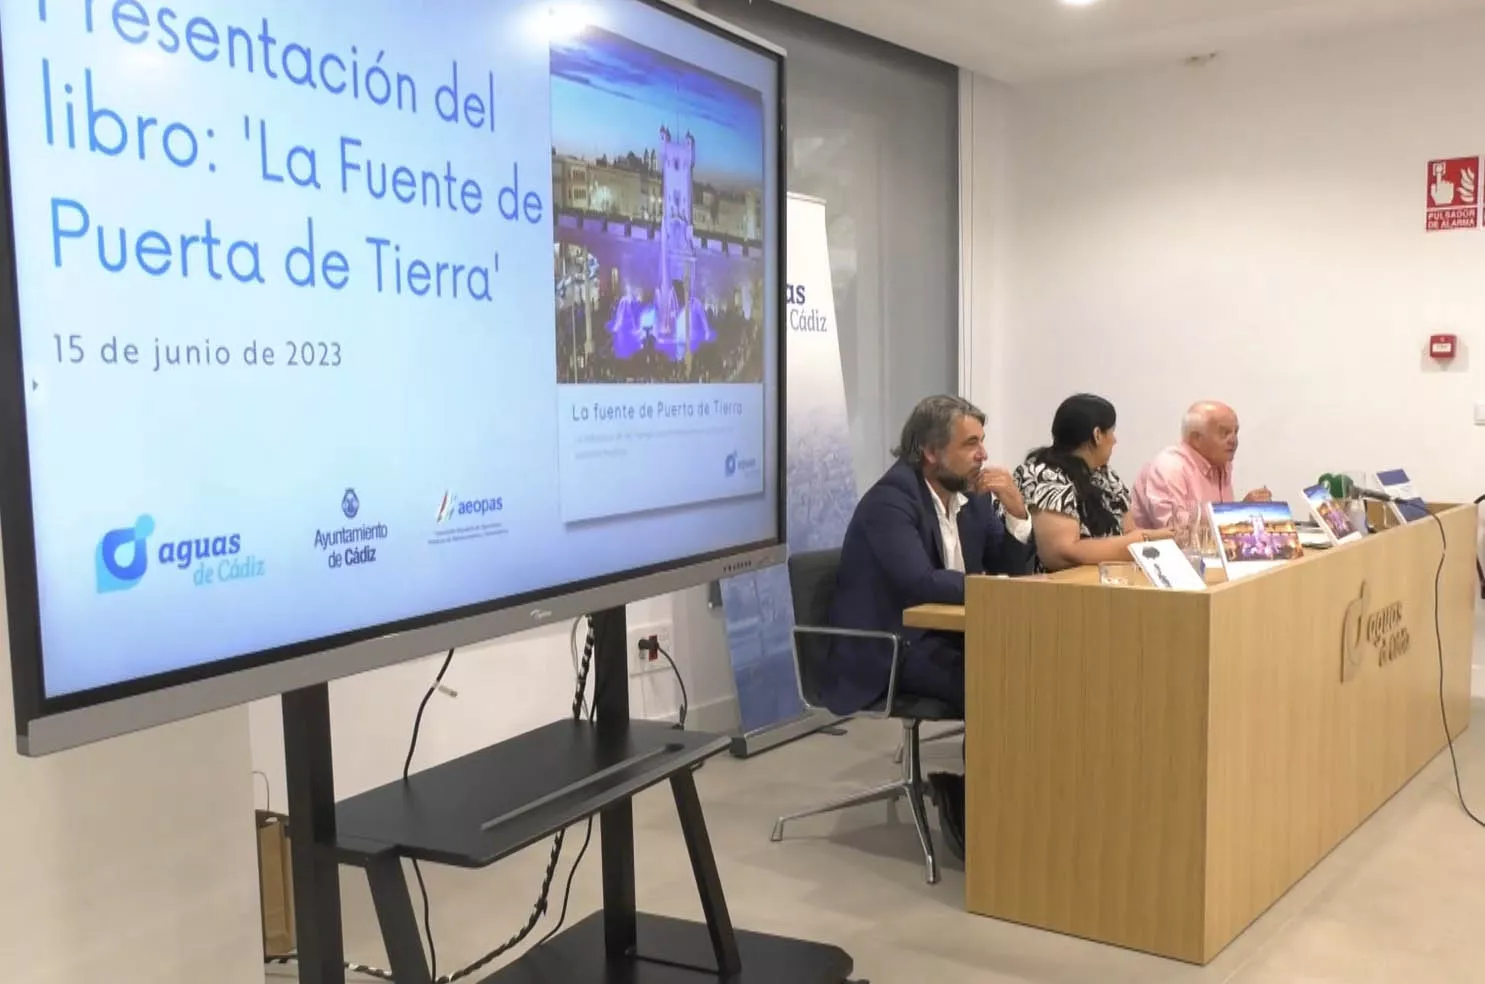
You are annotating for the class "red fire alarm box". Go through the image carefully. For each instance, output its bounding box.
[1430,333,1458,361]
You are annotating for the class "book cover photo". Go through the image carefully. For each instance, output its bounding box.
[1127,539,1208,591]
[1208,501,1304,580]
[1302,484,1363,546]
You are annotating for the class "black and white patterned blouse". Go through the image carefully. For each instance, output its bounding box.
[1013,458,1132,541]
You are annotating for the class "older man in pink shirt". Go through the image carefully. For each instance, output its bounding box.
[1131,401,1271,529]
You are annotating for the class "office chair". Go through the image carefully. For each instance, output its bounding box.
[892,723,965,765]
[770,548,960,885]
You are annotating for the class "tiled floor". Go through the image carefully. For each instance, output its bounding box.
[271,685,1485,983]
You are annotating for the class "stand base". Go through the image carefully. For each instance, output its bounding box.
[728,709,847,759]
[477,912,854,983]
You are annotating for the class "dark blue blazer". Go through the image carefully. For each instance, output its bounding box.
[822,460,1034,715]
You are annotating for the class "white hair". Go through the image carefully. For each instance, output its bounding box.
[1181,402,1224,440]
[1180,408,1205,439]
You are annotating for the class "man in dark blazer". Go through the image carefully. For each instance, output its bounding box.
[825,395,1036,856]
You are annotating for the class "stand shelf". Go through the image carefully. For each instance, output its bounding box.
[334,719,728,869]
[281,606,854,984]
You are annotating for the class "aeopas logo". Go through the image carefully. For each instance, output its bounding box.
[95,514,260,592]
[435,491,503,524]
[430,490,509,546]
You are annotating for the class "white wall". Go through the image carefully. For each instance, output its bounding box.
[964,16,1485,529]
[0,558,262,984]
[248,588,738,808]
[962,16,1485,685]
[957,71,1016,443]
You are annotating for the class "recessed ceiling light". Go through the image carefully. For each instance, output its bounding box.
[1061,0,1103,6]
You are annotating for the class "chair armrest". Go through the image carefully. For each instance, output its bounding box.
[791,625,904,719]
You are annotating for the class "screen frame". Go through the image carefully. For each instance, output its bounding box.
[0,0,788,755]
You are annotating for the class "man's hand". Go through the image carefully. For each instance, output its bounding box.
[1243,487,1273,502]
[976,467,1027,519]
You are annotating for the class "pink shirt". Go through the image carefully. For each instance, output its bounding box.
[1131,443,1234,529]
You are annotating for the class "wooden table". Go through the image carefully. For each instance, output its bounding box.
[904,504,1479,963]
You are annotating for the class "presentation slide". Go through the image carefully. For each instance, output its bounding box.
[0,0,780,699]
[551,22,767,522]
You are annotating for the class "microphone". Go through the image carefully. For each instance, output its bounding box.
[1350,486,1398,503]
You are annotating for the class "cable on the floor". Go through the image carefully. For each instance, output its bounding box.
[656,644,690,729]
[420,620,598,984]
[404,649,457,980]
[534,814,595,949]
[1434,497,1485,828]
[534,621,606,949]
[571,615,593,718]
[639,638,690,729]
[264,621,601,983]
[263,953,394,981]
[253,769,272,813]
[537,630,694,951]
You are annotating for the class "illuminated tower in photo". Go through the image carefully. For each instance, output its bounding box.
[658,124,697,365]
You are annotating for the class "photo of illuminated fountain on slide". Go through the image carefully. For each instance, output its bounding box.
[550,22,766,385]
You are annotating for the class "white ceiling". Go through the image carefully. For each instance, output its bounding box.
[766,0,1485,81]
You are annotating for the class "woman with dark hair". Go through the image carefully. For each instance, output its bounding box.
[1014,393,1171,573]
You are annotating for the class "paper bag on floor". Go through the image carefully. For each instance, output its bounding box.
[256,810,296,957]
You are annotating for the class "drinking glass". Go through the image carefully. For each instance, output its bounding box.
[1170,502,1210,575]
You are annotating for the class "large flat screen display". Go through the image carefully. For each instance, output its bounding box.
[0,0,784,752]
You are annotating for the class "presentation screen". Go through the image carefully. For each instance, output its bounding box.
[0,0,784,751]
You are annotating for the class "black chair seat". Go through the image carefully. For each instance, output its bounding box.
[868,694,959,721]
[777,547,961,884]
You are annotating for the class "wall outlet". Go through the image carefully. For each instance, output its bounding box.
[627,622,675,676]
[1474,402,1485,426]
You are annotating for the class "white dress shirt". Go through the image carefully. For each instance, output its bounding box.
[1003,501,1034,544]
[927,482,1033,574]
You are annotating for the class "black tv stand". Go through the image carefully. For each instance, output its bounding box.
[280,605,854,984]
